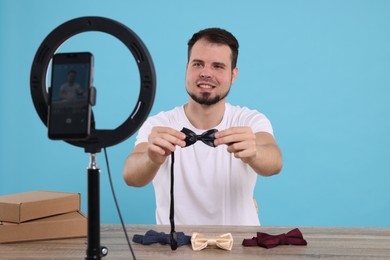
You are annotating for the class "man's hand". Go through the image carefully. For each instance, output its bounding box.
[147,127,186,165]
[214,127,282,176]
[214,127,257,164]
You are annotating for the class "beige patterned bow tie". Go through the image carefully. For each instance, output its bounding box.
[191,232,233,251]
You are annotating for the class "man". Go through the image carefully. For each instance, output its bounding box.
[123,28,282,226]
[59,70,84,100]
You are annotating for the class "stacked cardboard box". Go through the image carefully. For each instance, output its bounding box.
[0,190,87,243]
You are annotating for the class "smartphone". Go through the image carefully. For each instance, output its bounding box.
[48,52,94,140]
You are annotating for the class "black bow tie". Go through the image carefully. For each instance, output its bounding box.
[169,127,218,250]
[181,127,218,147]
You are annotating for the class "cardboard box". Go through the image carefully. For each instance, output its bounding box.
[0,211,87,243]
[0,190,80,223]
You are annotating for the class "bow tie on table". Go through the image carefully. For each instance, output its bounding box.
[181,127,218,147]
[191,232,234,251]
[168,127,218,250]
[132,229,191,247]
[242,228,308,249]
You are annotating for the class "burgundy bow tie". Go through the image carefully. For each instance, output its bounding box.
[181,127,218,147]
[242,228,308,249]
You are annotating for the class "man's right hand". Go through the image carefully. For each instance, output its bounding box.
[146,127,186,165]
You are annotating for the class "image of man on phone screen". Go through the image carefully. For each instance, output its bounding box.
[59,70,85,100]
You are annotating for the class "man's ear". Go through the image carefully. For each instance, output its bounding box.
[231,67,238,84]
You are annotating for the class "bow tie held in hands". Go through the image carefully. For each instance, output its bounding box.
[168,127,217,251]
[242,228,308,249]
[191,232,234,251]
[181,127,218,148]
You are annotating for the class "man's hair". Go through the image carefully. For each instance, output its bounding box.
[187,28,239,69]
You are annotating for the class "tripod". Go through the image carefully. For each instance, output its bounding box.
[85,153,108,259]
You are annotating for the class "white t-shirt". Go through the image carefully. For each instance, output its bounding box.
[135,103,274,226]
[60,82,82,95]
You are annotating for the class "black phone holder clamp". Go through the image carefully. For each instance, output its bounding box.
[90,86,97,106]
[30,16,156,259]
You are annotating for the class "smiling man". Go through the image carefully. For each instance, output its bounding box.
[123,28,282,226]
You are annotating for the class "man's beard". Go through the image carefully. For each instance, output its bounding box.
[187,88,230,106]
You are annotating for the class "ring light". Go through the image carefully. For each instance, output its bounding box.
[30,16,156,153]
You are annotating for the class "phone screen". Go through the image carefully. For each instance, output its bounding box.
[48,52,93,140]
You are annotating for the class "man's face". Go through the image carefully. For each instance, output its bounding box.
[186,39,238,106]
[68,72,76,84]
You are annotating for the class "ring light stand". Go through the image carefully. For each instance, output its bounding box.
[30,17,156,259]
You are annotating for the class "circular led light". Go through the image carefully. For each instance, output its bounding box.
[30,16,156,153]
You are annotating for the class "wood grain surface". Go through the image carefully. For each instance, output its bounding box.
[1,224,390,259]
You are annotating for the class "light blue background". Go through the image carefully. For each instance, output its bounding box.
[1,0,389,227]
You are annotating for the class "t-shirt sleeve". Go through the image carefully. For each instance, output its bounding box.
[134,111,171,146]
[134,118,153,146]
[237,106,274,136]
[251,112,274,136]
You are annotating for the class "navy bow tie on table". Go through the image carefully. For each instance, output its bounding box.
[169,127,218,250]
[242,228,308,249]
[132,229,191,247]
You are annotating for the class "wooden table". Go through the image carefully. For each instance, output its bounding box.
[1,224,390,259]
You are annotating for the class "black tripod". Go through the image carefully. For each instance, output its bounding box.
[85,153,108,259]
